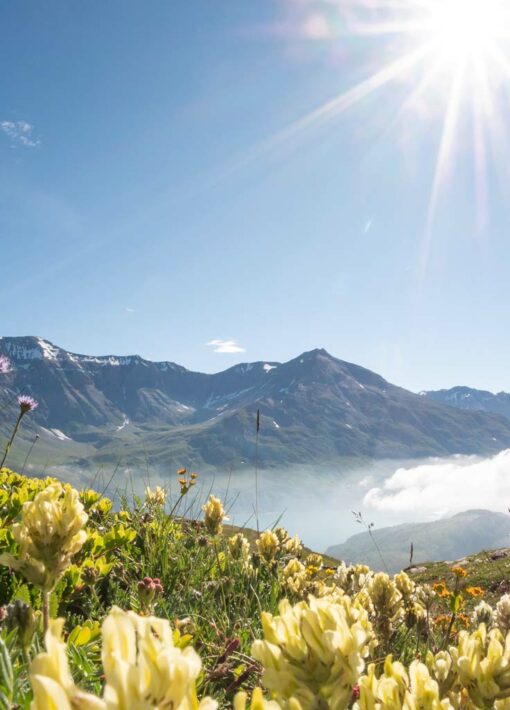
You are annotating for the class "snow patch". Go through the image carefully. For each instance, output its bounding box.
[37,339,60,361]
[273,420,280,429]
[263,364,277,373]
[116,417,129,432]
[41,427,72,442]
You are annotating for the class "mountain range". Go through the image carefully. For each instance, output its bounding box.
[2,336,510,471]
[326,509,510,573]
[423,386,510,420]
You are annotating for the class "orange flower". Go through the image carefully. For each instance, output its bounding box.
[176,467,187,476]
[433,582,452,598]
[466,586,485,598]
[451,566,468,578]
[456,613,470,627]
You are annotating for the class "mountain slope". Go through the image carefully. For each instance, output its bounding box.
[2,336,510,470]
[424,386,510,420]
[326,510,510,573]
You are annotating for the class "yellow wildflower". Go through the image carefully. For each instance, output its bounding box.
[145,486,166,507]
[256,530,279,563]
[0,482,88,592]
[202,495,227,536]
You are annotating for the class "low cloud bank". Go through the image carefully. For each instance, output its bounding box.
[364,449,510,519]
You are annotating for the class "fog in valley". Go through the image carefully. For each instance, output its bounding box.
[58,449,510,553]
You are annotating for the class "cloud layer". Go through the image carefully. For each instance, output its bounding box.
[363,449,510,519]
[207,339,246,354]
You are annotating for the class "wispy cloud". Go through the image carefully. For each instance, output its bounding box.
[1,120,40,147]
[363,450,510,519]
[125,307,136,313]
[207,339,246,354]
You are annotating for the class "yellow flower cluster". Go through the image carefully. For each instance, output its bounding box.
[355,656,452,709]
[202,495,227,536]
[31,607,218,710]
[0,482,88,592]
[228,532,253,573]
[145,485,167,507]
[252,594,374,708]
[256,530,279,563]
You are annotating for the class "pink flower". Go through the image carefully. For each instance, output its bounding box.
[0,356,11,374]
[17,395,38,414]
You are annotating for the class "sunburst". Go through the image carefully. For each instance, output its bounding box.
[275,0,510,237]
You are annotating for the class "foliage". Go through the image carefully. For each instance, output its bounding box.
[1,468,510,708]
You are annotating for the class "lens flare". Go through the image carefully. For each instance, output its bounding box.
[269,0,510,245]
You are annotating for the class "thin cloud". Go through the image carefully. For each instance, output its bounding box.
[363,450,510,519]
[1,120,40,147]
[364,219,373,234]
[207,339,246,354]
[125,307,136,313]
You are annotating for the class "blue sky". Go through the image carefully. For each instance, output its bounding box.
[2,0,510,392]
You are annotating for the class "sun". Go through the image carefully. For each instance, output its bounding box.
[427,0,506,66]
[271,0,510,243]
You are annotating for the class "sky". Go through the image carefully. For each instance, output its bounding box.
[2,0,510,393]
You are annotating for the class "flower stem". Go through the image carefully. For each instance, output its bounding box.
[0,411,24,470]
[42,591,50,634]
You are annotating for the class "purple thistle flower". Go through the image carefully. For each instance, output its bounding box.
[0,356,11,375]
[17,395,38,414]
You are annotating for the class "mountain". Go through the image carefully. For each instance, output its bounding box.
[326,510,510,573]
[2,336,510,471]
[423,386,510,420]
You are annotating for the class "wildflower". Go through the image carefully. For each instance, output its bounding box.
[367,573,404,643]
[450,624,510,707]
[494,593,510,636]
[256,530,279,563]
[101,607,217,709]
[281,558,308,596]
[472,600,494,628]
[336,563,373,595]
[17,394,38,413]
[234,687,283,710]
[4,600,37,649]
[304,552,323,569]
[202,495,227,536]
[29,609,217,710]
[252,595,374,708]
[284,535,303,557]
[178,469,198,495]
[145,485,166,507]
[30,618,106,710]
[228,533,252,572]
[274,527,290,545]
[451,566,468,578]
[138,576,164,612]
[0,356,11,374]
[394,571,415,601]
[355,657,450,709]
[465,586,485,598]
[0,395,39,469]
[0,483,88,600]
[433,581,452,598]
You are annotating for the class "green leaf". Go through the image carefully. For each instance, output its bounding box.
[0,638,13,700]
[12,583,31,606]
